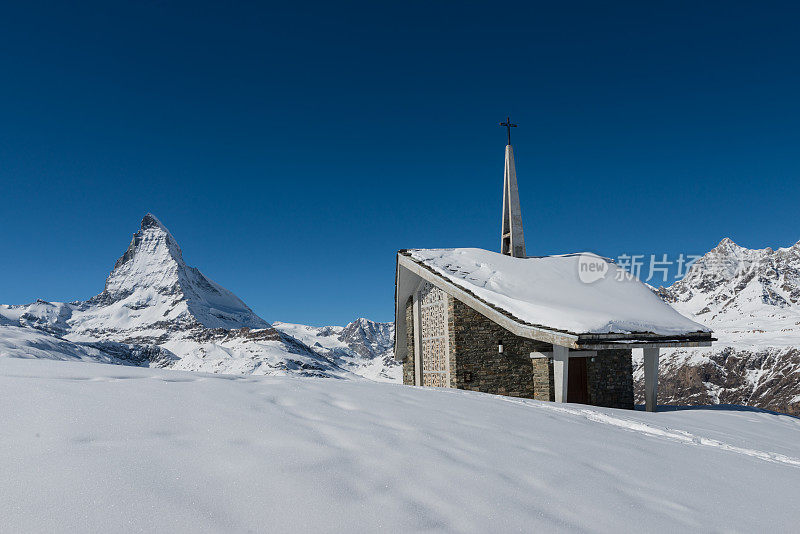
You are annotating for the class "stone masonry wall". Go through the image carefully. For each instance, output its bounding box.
[450,298,551,398]
[586,349,634,409]
[402,288,635,409]
[530,357,554,401]
[402,296,415,385]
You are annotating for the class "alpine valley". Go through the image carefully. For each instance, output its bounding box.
[0,214,399,382]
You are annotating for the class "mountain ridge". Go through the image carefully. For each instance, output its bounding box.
[643,236,800,415]
[0,214,399,381]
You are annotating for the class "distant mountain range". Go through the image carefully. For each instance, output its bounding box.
[644,238,800,415]
[0,214,399,381]
[273,319,397,382]
[3,214,798,414]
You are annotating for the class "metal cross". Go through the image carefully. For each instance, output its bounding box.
[499,116,517,145]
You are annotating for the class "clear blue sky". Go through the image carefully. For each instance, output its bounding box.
[2,1,799,325]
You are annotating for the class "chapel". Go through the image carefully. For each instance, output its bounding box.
[393,119,713,411]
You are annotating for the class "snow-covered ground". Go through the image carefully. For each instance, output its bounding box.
[2,357,798,533]
[0,325,121,363]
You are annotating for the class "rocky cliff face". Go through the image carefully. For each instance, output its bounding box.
[272,319,399,382]
[339,318,394,359]
[644,238,800,415]
[0,214,398,380]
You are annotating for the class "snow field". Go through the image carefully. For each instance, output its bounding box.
[1,357,799,533]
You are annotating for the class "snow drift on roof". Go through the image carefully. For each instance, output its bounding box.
[407,248,709,336]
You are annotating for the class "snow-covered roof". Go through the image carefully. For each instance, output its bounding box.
[395,248,711,358]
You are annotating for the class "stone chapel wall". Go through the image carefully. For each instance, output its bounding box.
[450,297,551,399]
[403,288,635,409]
[586,350,634,409]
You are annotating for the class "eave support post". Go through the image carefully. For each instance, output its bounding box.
[553,345,569,403]
[643,347,660,412]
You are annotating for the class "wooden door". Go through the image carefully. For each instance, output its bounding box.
[567,357,589,404]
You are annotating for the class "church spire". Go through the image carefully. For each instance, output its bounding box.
[499,117,526,258]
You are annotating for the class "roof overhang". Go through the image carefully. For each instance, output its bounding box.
[394,251,713,361]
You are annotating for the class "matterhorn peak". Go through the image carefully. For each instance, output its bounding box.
[141,213,167,231]
[111,213,185,276]
[81,214,270,333]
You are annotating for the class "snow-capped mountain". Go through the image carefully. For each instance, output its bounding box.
[0,214,399,380]
[274,318,399,382]
[660,237,800,345]
[645,237,800,415]
[74,213,270,339]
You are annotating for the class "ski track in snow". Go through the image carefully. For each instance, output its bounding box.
[493,395,800,468]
